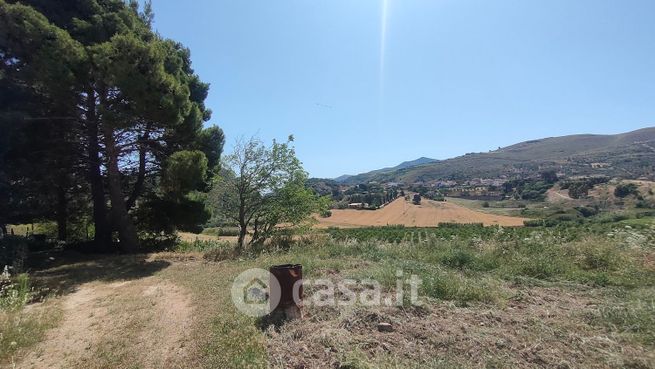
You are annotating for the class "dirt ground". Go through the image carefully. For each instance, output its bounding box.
[546,187,575,204]
[13,257,196,369]
[316,198,527,228]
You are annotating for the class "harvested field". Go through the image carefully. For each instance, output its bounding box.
[316,198,527,228]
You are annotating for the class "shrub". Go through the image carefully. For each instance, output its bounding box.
[577,243,622,271]
[440,249,476,270]
[0,237,28,273]
[576,206,599,218]
[0,269,31,310]
[614,183,639,198]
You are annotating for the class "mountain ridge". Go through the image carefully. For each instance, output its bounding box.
[333,157,437,183]
[333,127,655,184]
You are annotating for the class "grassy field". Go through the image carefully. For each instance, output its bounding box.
[2,223,655,368]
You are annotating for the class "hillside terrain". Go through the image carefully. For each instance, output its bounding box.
[336,127,655,184]
[333,157,437,183]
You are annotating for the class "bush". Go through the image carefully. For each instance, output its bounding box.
[0,237,28,273]
[320,209,332,218]
[0,270,31,310]
[576,206,599,218]
[614,183,639,198]
[549,213,580,222]
[440,249,476,270]
[524,219,544,227]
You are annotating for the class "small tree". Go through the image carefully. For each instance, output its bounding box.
[210,136,325,250]
[412,194,422,205]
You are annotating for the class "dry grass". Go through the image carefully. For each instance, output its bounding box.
[6,223,655,368]
[315,198,526,228]
[265,286,655,369]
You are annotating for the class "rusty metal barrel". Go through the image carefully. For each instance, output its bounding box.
[269,264,303,320]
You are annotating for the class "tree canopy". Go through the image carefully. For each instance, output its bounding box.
[210,136,327,250]
[0,0,223,251]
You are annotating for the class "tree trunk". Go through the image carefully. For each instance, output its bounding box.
[56,185,68,242]
[126,128,150,211]
[86,87,111,249]
[237,196,247,250]
[237,225,247,250]
[0,224,7,237]
[102,123,139,253]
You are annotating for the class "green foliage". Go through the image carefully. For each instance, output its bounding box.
[196,125,225,174]
[135,195,210,235]
[163,151,208,195]
[0,0,221,250]
[175,239,230,253]
[0,271,30,310]
[524,219,544,227]
[0,237,28,273]
[614,183,639,198]
[541,170,559,184]
[502,178,554,201]
[210,136,326,249]
[324,225,655,288]
[576,206,600,218]
[561,176,610,199]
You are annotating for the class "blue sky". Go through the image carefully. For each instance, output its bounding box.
[149,0,655,178]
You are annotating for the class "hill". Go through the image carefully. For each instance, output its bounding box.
[337,127,655,184]
[334,157,437,183]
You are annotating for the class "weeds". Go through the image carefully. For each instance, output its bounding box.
[586,288,655,345]
[0,269,31,310]
[0,266,59,365]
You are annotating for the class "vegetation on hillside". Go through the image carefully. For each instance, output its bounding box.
[338,128,655,184]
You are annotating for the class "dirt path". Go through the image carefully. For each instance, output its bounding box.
[316,197,526,228]
[18,276,194,369]
[546,187,574,203]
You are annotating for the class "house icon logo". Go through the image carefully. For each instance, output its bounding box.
[231,268,281,317]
